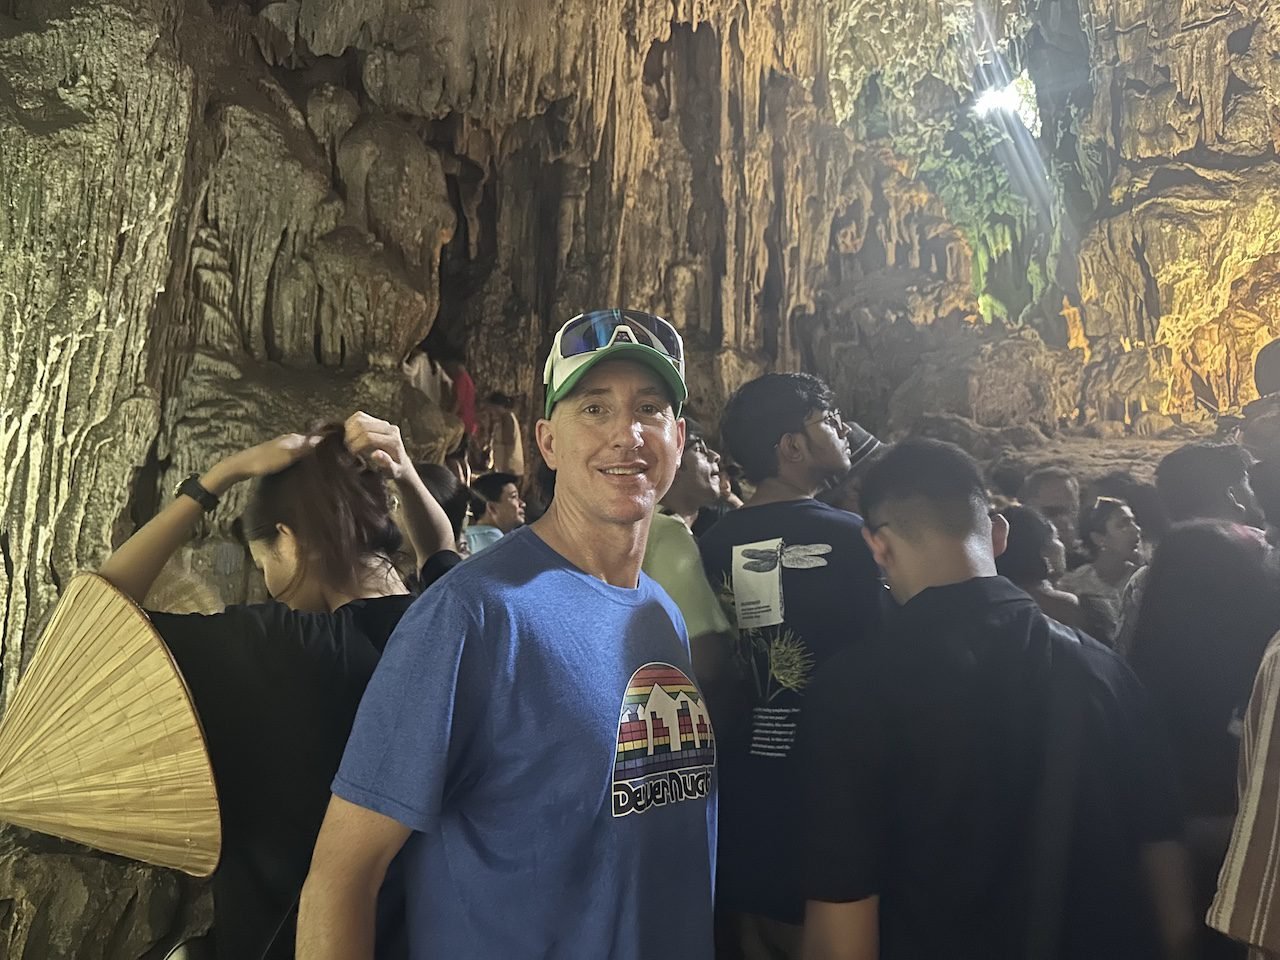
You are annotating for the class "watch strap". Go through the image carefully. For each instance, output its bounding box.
[177,475,219,513]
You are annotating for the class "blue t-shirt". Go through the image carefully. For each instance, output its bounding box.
[335,526,718,959]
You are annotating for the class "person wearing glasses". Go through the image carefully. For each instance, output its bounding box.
[697,373,884,957]
[298,310,716,960]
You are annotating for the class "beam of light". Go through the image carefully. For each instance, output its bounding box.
[972,72,1041,138]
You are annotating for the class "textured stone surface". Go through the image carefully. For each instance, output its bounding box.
[1038,0,1280,417]
[0,826,210,959]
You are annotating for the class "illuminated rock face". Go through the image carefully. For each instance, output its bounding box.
[4,2,1277,674]
[0,0,860,706]
[1043,0,1280,416]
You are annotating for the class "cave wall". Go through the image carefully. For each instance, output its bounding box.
[1047,0,1280,417]
[0,1,856,952]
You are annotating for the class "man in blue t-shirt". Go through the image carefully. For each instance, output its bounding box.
[298,310,716,959]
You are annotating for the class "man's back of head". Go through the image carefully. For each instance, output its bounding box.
[1156,441,1259,525]
[859,439,1002,602]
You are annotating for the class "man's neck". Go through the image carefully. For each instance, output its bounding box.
[891,540,998,604]
[531,502,649,588]
[658,495,701,530]
[749,473,821,506]
[1092,553,1133,584]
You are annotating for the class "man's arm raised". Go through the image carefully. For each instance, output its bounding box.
[297,795,411,959]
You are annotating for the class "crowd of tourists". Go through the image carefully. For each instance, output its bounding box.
[89,309,1280,960]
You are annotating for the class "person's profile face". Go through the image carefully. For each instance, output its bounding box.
[1028,479,1080,544]
[1099,506,1142,561]
[799,408,853,482]
[673,436,720,507]
[491,483,526,532]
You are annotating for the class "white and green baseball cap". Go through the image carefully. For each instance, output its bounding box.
[542,310,688,418]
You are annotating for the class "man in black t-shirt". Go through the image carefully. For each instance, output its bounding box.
[699,373,884,954]
[799,439,1195,960]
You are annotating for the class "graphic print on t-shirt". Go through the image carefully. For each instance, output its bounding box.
[612,662,716,818]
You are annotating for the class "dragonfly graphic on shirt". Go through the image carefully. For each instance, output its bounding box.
[720,542,831,703]
[737,543,833,572]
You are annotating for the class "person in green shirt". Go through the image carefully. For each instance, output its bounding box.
[642,418,734,701]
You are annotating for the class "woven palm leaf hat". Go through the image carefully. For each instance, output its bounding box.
[0,573,221,876]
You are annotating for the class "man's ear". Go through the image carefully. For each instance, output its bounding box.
[777,431,805,467]
[862,524,891,569]
[535,417,558,471]
[990,512,1010,559]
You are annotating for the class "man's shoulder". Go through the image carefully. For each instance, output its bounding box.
[700,499,865,551]
[649,510,692,540]
[425,529,544,600]
[1049,617,1146,700]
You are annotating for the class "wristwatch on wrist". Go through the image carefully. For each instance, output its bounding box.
[175,474,220,513]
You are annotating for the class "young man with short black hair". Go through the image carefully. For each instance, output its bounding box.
[699,373,883,955]
[800,438,1194,960]
[463,471,525,556]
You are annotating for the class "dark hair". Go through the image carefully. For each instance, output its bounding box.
[244,425,401,597]
[1080,497,1131,555]
[416,462,469,539]
[996,505,1056,584]
[1130,521,1280,810]
[722,373,835,483]
[683,416,707,442]
[989,461,1027,499]
[1156,442,1252,523]
[860,439,988,538]
[1256,339,1280,398]
[472,472,520,505]
[1020,466,1079,501]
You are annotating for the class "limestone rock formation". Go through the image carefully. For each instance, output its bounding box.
[1037,0,1280,417]
[0,826,210,959]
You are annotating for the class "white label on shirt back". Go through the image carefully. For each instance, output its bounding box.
[732,538,785,629]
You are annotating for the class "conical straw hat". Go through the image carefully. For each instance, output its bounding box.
[0,573,221,876]
[144,563,224,616]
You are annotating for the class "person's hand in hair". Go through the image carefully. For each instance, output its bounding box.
[342,411,456,569]
[214,433,321,487]
[344,412,412,480]
[99,432,322,604]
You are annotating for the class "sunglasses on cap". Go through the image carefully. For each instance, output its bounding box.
[553,309,685,373]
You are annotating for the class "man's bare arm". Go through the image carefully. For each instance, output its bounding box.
[802,898,879,960]
[297,795,412,960]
